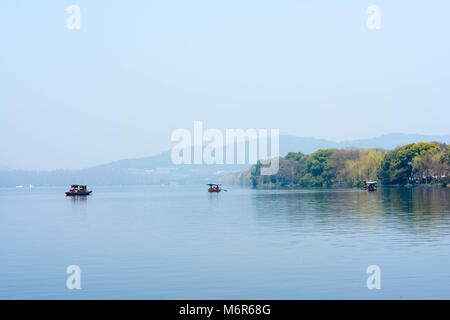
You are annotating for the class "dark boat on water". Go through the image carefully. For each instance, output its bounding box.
[65,184,92,196]
[207,184,222,192]
[362,181,377,191]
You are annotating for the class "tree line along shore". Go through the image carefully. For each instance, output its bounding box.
[241,142,450,189]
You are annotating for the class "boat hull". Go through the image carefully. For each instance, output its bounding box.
[65,191,92,196]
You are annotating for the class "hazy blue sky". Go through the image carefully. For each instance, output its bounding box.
[1,0,449,170]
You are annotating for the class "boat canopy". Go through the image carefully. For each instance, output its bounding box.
[367,181,377,185]
[71,184,87,187]
[206,184,221,187]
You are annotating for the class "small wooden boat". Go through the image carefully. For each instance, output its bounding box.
[207,184,222,192]
[367,181,377,191]
[362,180,377,191]
[65,184,92,196]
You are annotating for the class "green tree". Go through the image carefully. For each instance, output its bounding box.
[440,145,450,183]
[378,142,441,184]
[327,149,359,185]
[250,160,262,187]
[359,149,384,181]
[412,152,441,181]
[300,149,334,187]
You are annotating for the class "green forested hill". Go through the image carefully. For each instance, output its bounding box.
[248,143,450,188]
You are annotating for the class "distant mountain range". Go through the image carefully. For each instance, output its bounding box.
[0,133,449,187]
[95,133,450,170]
[335,133,450,150]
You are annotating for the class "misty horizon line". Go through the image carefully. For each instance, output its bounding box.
[1,132,449,172]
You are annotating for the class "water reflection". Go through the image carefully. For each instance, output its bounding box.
[67,194,89,215]
[68,195,88,202]
[252,187,450,243]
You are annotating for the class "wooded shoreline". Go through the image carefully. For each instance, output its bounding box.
[244,142,450,189]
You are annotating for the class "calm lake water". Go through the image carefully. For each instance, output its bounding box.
[0,185,449,299]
